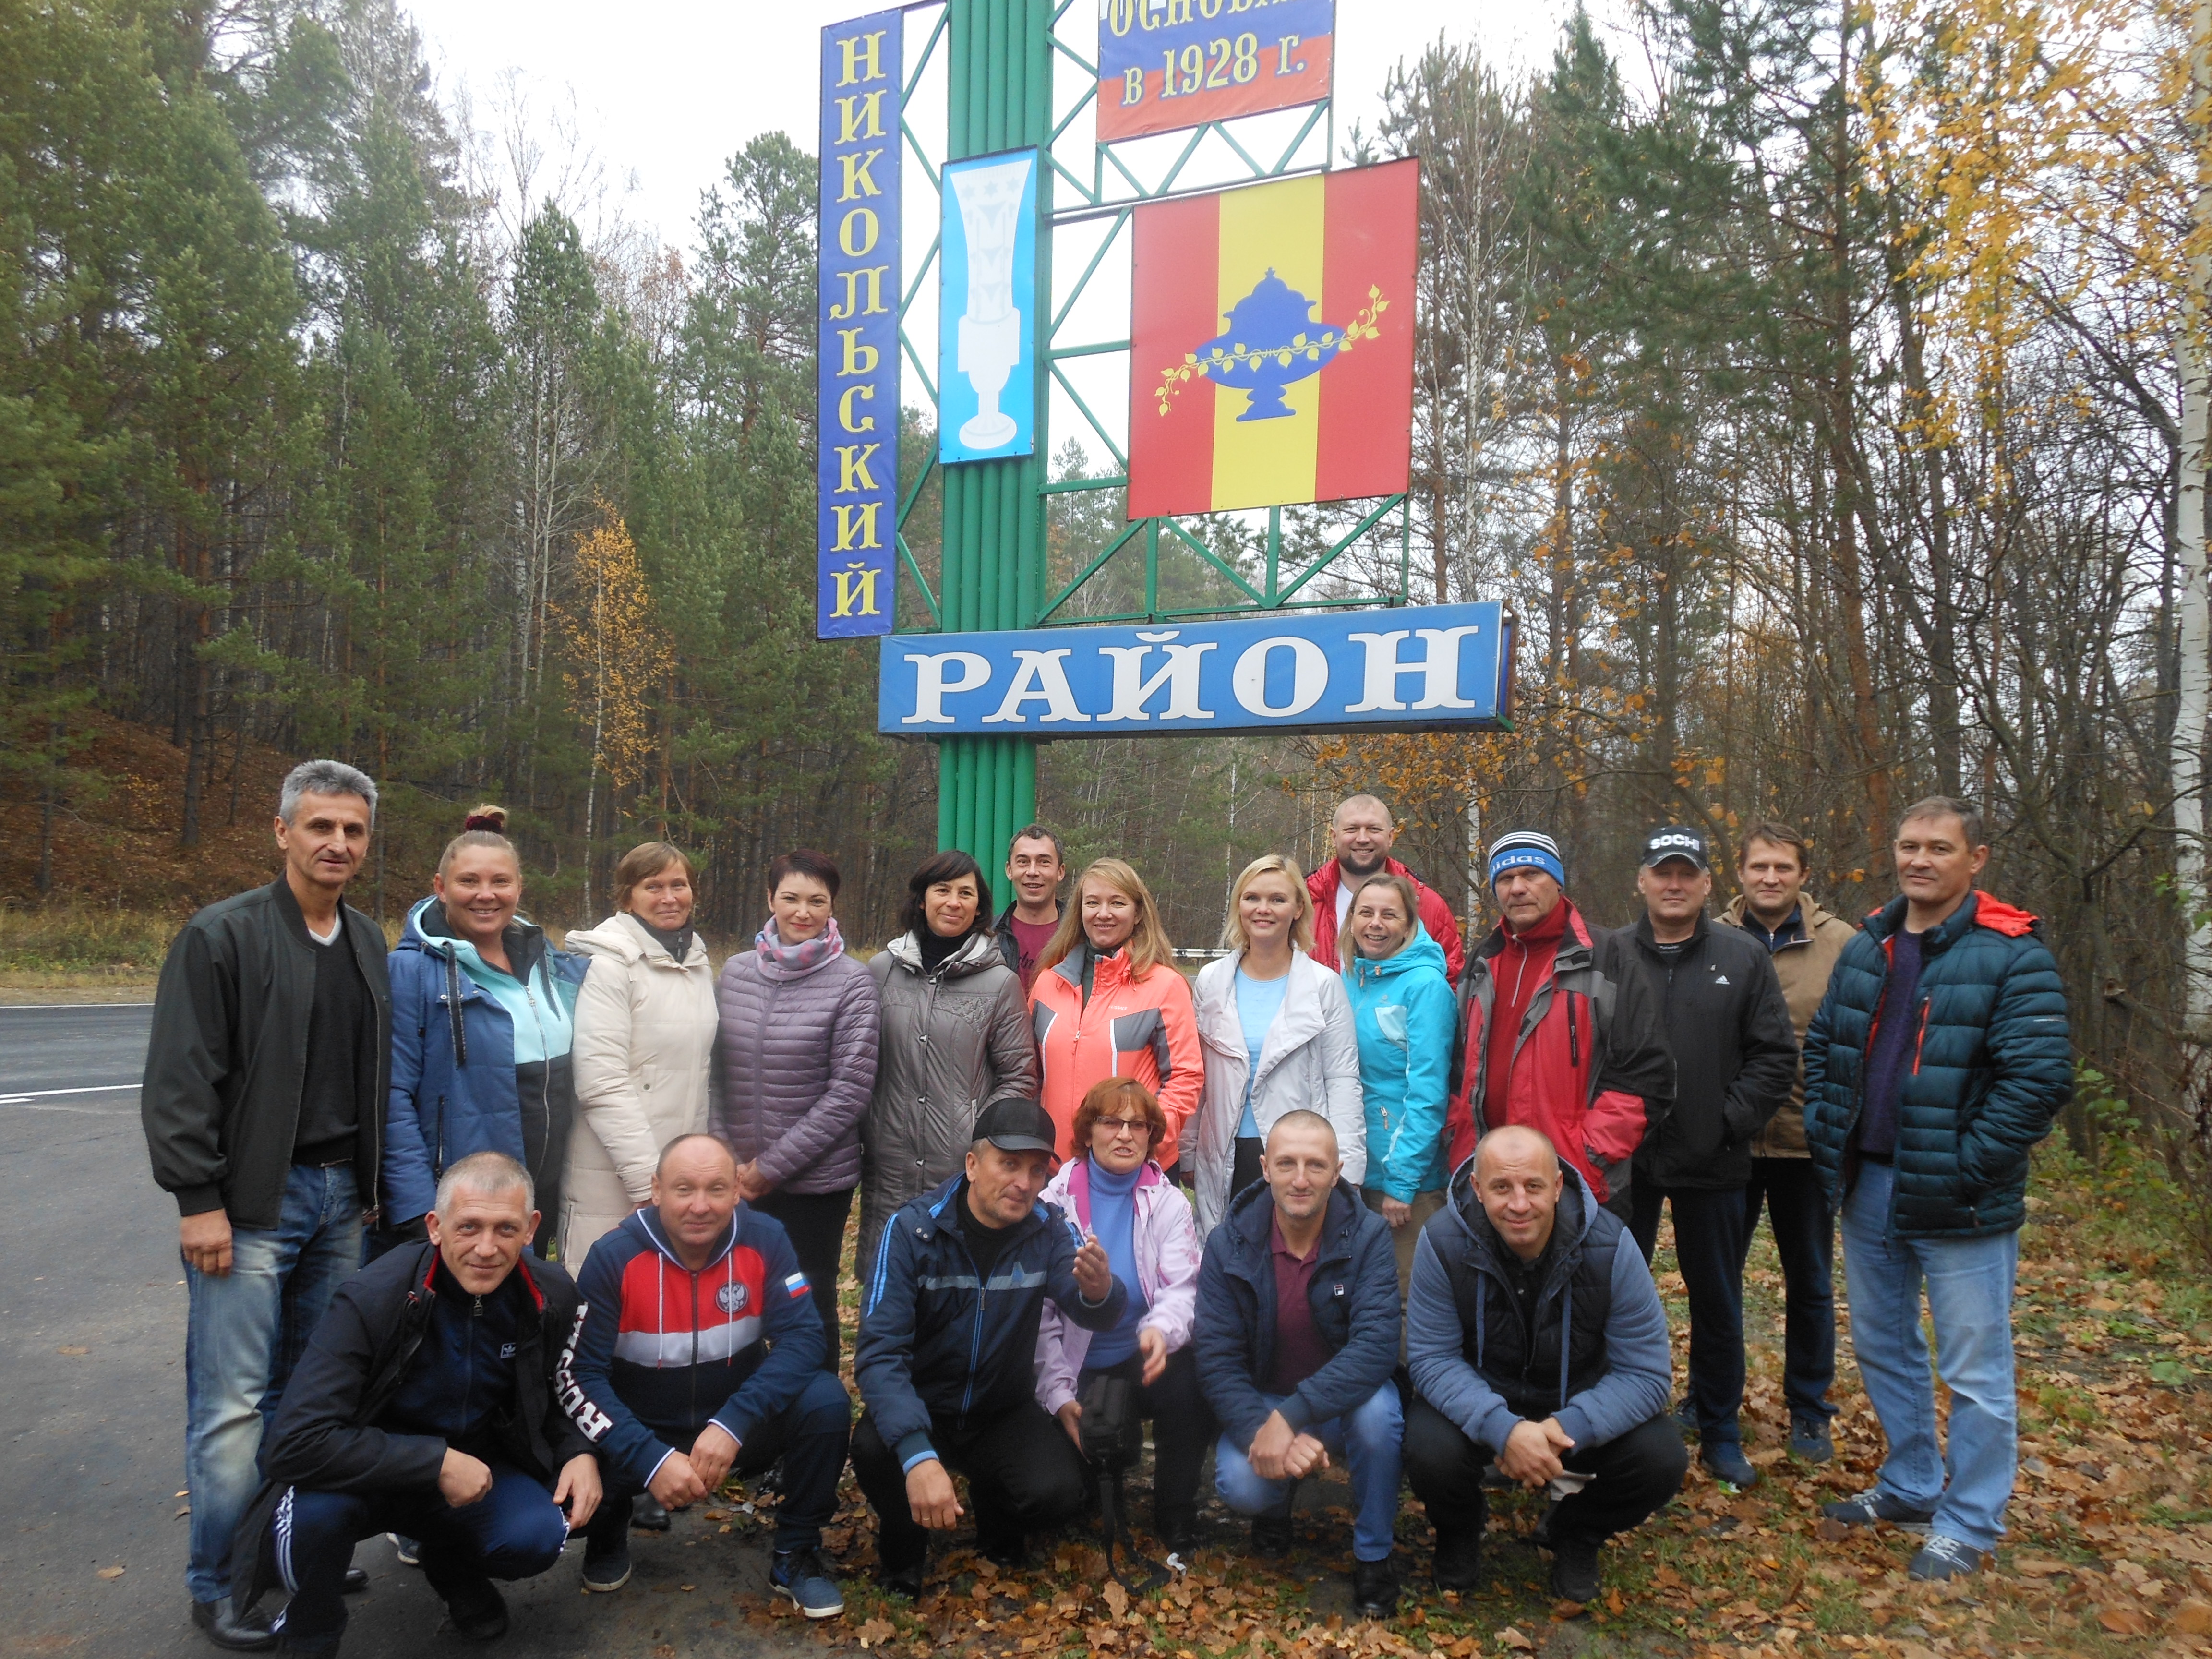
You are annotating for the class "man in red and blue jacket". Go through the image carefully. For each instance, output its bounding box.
[560,1133,852,1619]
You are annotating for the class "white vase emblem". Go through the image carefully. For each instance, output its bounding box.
[950,155,1033,451]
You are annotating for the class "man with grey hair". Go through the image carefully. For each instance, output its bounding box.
[227,1152,601,1652]
[143,759,391,1650]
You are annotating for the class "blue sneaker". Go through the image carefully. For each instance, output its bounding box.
[770,1548,845,1620]
[1701,1441,1760,1490]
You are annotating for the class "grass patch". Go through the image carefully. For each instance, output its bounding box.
[0,900,177,985]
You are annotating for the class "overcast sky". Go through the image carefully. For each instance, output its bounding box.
[406,0,1604,253]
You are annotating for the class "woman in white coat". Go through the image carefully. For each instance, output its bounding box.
[559,842,720,1266]
[1190,853,1366,1234]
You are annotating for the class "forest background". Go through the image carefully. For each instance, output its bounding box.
[0,0,2200,1161]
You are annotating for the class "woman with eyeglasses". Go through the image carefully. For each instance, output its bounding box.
[1032,1077,1209,1553]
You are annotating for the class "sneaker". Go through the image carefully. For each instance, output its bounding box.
[1908,1535,1984,1581]
[190,1596,278,1652]
[1251,1514,1294,1559]
[581,1529,632,1593]
[386,1533,421,1568]
[341,1567,369,1594]
[437,1574,508,1642]
[1156,1508,1198,1555]
[1701,1441,1760,1490]
[772,1548,846,1619]
[1350,1554,1400,1618]
[1822,1490,1936,1533]
[1431,1524,1482,1592]
[1548,1534,1602,1604]
[630,1493,671,1533]
[1789,1414,1834,1464]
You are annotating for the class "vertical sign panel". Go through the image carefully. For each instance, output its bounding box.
[1096,0,1335,143]
[817,11,903,638]
[937,149,1040,464]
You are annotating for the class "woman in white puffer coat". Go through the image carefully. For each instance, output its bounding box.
[558,842,720,1268]
[1190,853,1366,1235]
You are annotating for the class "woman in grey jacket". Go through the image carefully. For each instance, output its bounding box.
[859,850,1037,1274]
[1191,854,1365,1234]
[714,848,881,1371]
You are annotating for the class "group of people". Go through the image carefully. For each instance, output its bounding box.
[142,760,2074,1654]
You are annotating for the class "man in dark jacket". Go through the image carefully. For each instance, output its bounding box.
[851,1098,1123,1593]
[142,759,391,1651]
[1622,826,1798,1490]
[1445,831,1674,1215]
[230,1153,601,1654]
[1406,1126,1684,1603]
[561,1133,852,1619]
[1803,798,2071,1583]
[1196,1110,1405,1617]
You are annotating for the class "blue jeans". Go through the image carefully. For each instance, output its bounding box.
[1840,1158,2019,1551]
[271,1464,568,1648]
[183,1163,364,1602]
[1214,1383,1404,1562]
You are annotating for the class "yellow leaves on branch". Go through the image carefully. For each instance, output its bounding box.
[555,502,673,790]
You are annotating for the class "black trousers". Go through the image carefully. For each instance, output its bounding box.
[1630,1183,1749,1442]
[1078,1346,1214,1527]
[1230,1136,1266,1210]
[850,1400,1088,1571]
[1738,1156,1837,1419]
[1404,1399,1687,1546]
[752,1186,854,1372]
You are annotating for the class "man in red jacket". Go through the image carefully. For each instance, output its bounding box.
[1307,794,1466,985]
[1444,831,1672,1217]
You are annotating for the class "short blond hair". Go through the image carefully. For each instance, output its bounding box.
[1219,853,1316,954]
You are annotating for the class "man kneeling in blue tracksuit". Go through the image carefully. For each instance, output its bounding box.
[559,1132,851,1619]
[229,1153,602,1653]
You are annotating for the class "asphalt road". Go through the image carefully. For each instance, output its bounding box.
[0,1005,804,1658]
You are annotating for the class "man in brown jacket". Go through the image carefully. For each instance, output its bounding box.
[1719,821,1858,1464]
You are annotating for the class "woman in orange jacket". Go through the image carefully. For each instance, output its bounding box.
[1030,858,1204,1173]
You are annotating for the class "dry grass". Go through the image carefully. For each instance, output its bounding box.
[0,900,177,989]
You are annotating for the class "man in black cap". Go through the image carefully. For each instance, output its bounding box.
[851,1098,1125,1594]
[1622,828,1798,1491]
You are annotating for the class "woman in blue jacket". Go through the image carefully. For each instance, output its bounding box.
[1341,871,1458,1297]
[383,807,587,1258]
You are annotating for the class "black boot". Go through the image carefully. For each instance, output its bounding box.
[1431,1527,1482,1591]
[631,1493,671,1532]
[1251,1513,1293,1559]
[1350,1554,1401,1619]
[191,1597,277,1652]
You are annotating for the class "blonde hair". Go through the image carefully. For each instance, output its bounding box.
[1220,853,1316,954]
[438,804,519,878]
[1038,857,1176,979]
[1338,871,1420,969]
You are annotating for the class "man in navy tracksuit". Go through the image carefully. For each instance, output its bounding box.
[852,1098,1124,1593]
[228,1153,601,1654]
[560,1133,852,1619]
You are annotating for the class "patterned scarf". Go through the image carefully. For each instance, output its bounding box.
[754,914,845,977]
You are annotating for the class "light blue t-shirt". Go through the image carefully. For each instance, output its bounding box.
[1233,967,1291,1139]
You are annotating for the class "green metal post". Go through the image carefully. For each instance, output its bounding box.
[939,0,1050,909]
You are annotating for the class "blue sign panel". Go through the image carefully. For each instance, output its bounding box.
[938,149,1040,464]
[817,10,903,638]
[879,604,1513,736]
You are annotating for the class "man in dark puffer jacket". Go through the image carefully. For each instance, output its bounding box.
[1803,798,2071,1583]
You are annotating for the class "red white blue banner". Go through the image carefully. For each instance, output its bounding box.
[1096,0,1334,144]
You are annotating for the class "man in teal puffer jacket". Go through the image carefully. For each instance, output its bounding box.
[1802,797,2071,1583]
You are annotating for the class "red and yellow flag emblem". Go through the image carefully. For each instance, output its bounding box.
[1127,158,1417,519]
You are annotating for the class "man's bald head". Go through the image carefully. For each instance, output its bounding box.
[656,1132,737,1179]
[1472,1125,1565,1262]
[1332,793,1394,830]
[1474,1124,1560,1180]
[1330,794,1397,878]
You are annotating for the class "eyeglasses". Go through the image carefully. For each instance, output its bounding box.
[1094,1117,1148,1137]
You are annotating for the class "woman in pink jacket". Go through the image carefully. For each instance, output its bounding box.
[1032,1077,1208,1551]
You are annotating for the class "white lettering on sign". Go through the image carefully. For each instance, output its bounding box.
[1230,636,1327,718]
[983,649,1093,724]
[1343,626,1484,712]
[1098,631,1217,721]
[900,651,993,724]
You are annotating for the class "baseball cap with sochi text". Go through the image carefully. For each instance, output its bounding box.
[1640,826,1711,871]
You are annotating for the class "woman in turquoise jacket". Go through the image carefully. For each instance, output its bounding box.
[1341,870,1458,1296]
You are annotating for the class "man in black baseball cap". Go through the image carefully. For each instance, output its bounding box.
[1622,825,1798,1491]
[850,1098,1125,1594]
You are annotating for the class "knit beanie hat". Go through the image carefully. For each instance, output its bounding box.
[1487,830,1565,889]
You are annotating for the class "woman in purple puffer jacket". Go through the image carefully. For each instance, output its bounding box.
[714,848,881,1371]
